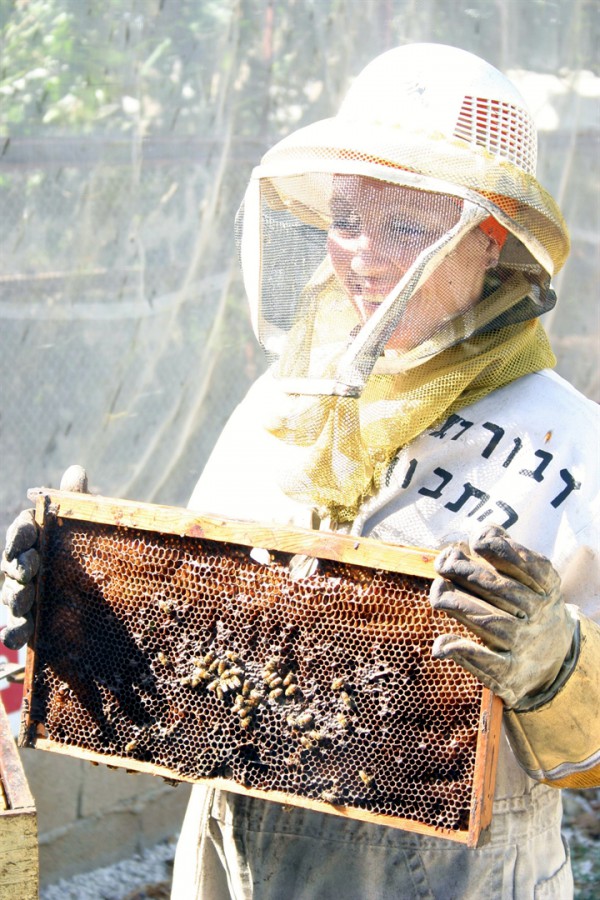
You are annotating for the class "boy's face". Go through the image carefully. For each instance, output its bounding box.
[327,176,498,349]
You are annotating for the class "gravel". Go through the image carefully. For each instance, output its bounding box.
[40,835,177,900]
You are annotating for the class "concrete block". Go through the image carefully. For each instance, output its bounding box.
[38,782,191,887]
[19,748,82,833]
[78,761,162,818]
[39,805,143,885]
[138,782,191,850]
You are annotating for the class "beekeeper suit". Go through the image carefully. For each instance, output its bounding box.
[169,44,600,899]
[3,43,599,900]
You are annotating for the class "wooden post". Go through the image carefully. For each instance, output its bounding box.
[0,695,38,900]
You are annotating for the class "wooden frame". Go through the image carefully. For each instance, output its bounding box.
[0,695,38,899]
[20,488,502,848]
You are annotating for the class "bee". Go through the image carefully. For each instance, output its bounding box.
[336,713,349,728]
[217,660,228,676]
[269,688,284,701]
[331,677,345,691]
[125,740,138,754]
[340,690,356,710]
[265,656,281,670]
[285,684,300,698]
[320,790,338,804]
[283,672,296,687]
[156,651,169,666]
[266,674,283,689]
[358,770,374,788]
[295,711,314,730]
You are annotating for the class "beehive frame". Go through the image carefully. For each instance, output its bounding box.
[20,488,502,848]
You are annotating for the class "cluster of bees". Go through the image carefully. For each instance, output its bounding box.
[177,650,306,732]
[178,650,244,696]
[175,649,375,790]
[286,709,326,751]
[262,656,301,702]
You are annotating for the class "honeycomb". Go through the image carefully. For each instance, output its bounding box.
[23,509,494,840]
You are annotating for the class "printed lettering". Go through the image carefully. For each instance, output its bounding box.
[401,459,418,490]
[520,449,553,483]
[418,467,453,499]
[481,422,505,458]
[384,456,418,489]
[550,469,581,508]
[444,482,490,517]
[486,501,518,529]
[502,437,523,468]
[430,415,474,441]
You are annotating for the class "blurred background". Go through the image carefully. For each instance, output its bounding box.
[1,0,598,893]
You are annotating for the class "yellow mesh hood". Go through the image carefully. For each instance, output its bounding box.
[262,312,555,523]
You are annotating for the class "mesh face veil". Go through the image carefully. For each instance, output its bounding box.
[237,44,569,523]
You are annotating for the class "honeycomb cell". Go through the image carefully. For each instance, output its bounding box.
[24,512,494,839]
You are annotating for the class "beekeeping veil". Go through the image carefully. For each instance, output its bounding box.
[237,44,569,524]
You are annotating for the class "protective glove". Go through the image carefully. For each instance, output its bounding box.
[1,465,88,650]
[429,524,577,710]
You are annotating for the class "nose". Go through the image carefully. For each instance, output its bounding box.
[349,229,391,275]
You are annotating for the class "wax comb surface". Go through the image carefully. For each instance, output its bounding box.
[20,490,501,847]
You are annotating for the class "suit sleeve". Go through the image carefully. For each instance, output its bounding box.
[504,611,600,788]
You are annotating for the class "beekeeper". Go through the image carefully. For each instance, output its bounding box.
[3,44,599,899]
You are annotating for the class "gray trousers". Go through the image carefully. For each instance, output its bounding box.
[170,781,573,899]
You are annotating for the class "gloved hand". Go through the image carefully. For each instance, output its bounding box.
[429,524,577,710]
[1,465,88,650]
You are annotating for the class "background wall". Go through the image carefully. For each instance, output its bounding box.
[1,0,598,889]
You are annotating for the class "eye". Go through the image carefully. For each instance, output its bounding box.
[331,214,361,238]
[388,217,427,239]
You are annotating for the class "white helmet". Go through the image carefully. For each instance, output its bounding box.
[238,43,568,393]
[339,43,538,177]
[254,43,568,278]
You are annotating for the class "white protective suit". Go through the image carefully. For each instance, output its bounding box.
[170,365,600,900]
[171,43,600,900]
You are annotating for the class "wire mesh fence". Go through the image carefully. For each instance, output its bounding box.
[1,0,598,536]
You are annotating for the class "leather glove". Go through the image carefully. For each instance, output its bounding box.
[1,465,88,650]
[429,524,577,710]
